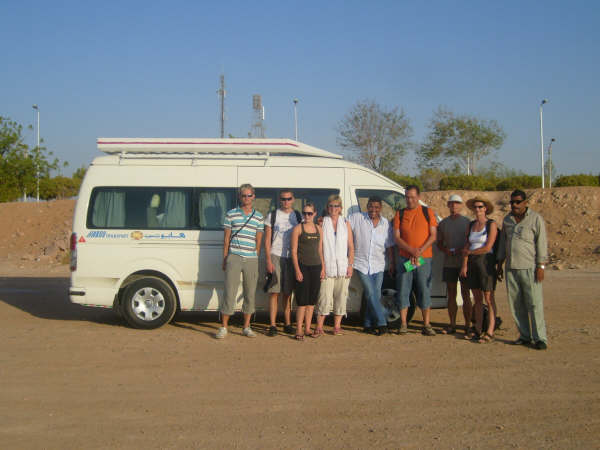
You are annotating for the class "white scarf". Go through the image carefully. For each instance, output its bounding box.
[322,216,349,277]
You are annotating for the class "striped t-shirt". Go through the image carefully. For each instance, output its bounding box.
[224,208,265,258]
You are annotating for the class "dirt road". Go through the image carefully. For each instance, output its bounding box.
[1,265,599,449]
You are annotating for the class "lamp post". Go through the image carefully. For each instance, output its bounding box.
[548,138,556,189]
[32,104,40,202]
[293,98,299,141]
[539,99,548,189]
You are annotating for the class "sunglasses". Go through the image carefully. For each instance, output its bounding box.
[510,199,524,205]
[474,205,486,209]
[302,211,314,216]
[280,197,293,201]
[240,194,254,198]
[328,204,341,208]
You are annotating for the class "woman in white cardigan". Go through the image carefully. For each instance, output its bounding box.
[313,195,354,336]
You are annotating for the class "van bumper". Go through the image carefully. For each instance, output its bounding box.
[69,287,86,304]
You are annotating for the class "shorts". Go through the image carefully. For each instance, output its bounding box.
[442,267,468,284]
[317,277,350,316]
[268,254,295,295]
[467,253,496,292]
[295,263,322,307]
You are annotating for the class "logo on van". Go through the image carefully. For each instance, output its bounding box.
[131,231,143,240]
[86,230,128,239]
[142,232,187,240]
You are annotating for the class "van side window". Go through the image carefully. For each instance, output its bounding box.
[197,188,236,230]
[88,187,191,229]
[355,189,406,221]
[253,188,340,221]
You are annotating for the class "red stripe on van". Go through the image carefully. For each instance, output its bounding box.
[97,141,299,147]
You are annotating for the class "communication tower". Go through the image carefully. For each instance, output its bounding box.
[250,94,265,138]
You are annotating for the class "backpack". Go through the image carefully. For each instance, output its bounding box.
[270,209,302,243]
[469,219,500,256]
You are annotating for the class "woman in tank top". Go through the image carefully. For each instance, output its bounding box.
[291,202,325,340]
[460,196,498,343]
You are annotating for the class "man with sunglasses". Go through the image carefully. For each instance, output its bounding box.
[497,189,549,350]
[217,184,264,339]
[265,189,302,336]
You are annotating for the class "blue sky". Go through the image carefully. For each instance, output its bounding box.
[2,1,598,176]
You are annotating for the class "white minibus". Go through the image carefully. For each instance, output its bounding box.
[69,138,448,329]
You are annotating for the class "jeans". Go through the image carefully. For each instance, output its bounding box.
[357,270,387,327]
[395,256,432,310]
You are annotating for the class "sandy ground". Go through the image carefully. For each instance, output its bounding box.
[1,264,599,449]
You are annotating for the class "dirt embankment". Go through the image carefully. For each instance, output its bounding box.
[0,187,599,270]
[422,187,600,269]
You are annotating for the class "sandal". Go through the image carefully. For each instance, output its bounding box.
[478,332,495,344]
[304,330,314,338]
[332,327,343,336]
[442,326,456,335]
[312,328,324,338]
[464,327,476,340]
[295,334,304,341]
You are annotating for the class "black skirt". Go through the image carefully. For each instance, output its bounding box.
[467,253,496,291]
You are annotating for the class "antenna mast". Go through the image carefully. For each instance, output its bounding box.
[217,74,226,138]
[250,94,265,138]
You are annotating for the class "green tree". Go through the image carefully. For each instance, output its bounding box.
[418,107,506,175]
[0,116,59,202]
[337,99,413,173]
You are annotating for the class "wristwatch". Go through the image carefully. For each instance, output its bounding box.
[537,264,545,270]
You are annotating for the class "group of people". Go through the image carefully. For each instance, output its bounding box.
[217,183,549,350]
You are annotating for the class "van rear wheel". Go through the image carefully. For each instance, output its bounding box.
[121,277,176,329]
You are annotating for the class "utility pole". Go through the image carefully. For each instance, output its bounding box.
[293,98,299,141]
[539,99,548,188]
[217,75,226,138]
[548,138,556,188]
[32,104,40,202]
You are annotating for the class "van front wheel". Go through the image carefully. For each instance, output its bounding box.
[121,277,176,329]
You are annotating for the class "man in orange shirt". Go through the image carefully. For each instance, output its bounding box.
[393,185,438,336]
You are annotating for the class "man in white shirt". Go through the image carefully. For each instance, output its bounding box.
[265,189,302,336]
[349,196,395,335]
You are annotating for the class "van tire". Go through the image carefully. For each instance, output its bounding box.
[121,277,177,329]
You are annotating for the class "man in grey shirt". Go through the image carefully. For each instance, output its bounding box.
[497,189,548,350]
[436,194,472,335]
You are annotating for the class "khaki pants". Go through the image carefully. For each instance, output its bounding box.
[317,277,350,316]
[221,254,258,315]
[506,268,547,343]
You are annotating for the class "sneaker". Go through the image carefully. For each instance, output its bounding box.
[215,327,227,339]
[375,326,388,336]
[363,327,374,334]
[534,340,547,350]
[398,324,408,335]
[267,326,278,337]
[242,327,257,338]
[283,324,295,335]
[422,325,436,336]
[513,337,531,346]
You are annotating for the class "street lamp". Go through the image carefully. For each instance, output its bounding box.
[293,98,299,141]
[539,99,548,189]
[32,104,40,202]
[548,138,556,188]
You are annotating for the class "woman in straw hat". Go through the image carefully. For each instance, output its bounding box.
[460,196,498,343]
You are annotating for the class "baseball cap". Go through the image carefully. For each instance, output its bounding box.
[448,194,463,203]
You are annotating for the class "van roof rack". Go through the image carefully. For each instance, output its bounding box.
[97,138,344,160]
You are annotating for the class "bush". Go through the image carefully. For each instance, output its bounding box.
[554,174,599,187]
[495,175,541,191]
[383,171,424,192]
[439,175,497,191]
[39,176,81,200]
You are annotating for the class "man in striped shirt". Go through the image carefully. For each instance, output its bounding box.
[216,183,264,339]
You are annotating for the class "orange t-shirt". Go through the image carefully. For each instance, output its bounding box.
[393,207,438,258]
